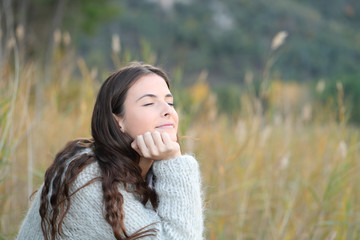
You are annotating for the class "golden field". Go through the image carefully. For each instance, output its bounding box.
[0,45,359,240]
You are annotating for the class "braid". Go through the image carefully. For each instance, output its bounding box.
[40,139,97,240]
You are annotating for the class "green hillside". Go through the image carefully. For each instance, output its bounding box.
[105,0,360,83]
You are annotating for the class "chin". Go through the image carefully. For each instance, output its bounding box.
[153,128,178,141]
[170,133,178,142]
[164,130,178,141]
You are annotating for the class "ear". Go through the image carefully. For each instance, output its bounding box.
[112,113,125,133]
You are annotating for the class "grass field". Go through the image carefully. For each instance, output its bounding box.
[1,46,359,239]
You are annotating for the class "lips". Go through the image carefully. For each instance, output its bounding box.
[155,123,175,129]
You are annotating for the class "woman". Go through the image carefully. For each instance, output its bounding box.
[17,62,204,239]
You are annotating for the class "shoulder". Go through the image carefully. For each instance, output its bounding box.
[73,157,101,186]
[70,153,102,194]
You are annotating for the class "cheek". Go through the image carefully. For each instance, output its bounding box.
[173,110,179,126]
[170,111,179,141]
[124,110,156,137]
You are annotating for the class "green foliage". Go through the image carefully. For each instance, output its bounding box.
[109,0,360,84]
[316,74,360,124]
[64,0,121,35]
[2,0,121,59]
[5,0,359,85]
[338,75,360,124]
[214,84,242,116]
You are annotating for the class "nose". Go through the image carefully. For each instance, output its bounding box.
[161,102,172,118]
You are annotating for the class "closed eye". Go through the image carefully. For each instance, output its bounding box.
[143,103,154,106]
[168,102,175,107]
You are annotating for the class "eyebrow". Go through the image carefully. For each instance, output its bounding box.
[136,93,173,102]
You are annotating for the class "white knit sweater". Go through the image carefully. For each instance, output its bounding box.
[17,153,204,239]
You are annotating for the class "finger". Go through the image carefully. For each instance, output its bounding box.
[131,140,141,154]
[131,140,137,149]
[161,132,173,145]
[152,131,165,149]
[136,135,150,157]
[160,132,181,158]
[143,132,158,155]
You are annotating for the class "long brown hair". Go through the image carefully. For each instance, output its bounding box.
[39,62,171,239]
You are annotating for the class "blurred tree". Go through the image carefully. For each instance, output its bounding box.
[1,0,359,86]
[106,0,360,84]
[0,0,120,74]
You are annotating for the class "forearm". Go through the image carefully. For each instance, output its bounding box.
[152,155,204,239]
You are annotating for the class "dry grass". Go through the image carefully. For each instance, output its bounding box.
[186,82,360,240]
[1,50,359,240]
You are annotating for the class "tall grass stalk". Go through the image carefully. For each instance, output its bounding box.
[0,38,20,161]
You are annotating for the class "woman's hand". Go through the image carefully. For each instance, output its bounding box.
[132,131,181,179]
[131,131,181,160]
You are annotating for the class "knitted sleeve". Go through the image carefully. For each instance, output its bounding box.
[154,154,204,239]
[17,155,204,240]
[123,154,204,239]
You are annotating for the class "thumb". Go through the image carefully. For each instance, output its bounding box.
[131,140,137,149]
[131,140,142,156]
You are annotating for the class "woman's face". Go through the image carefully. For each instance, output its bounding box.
[117,74,179,141]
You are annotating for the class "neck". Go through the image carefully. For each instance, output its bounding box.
[139,157,154,180]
